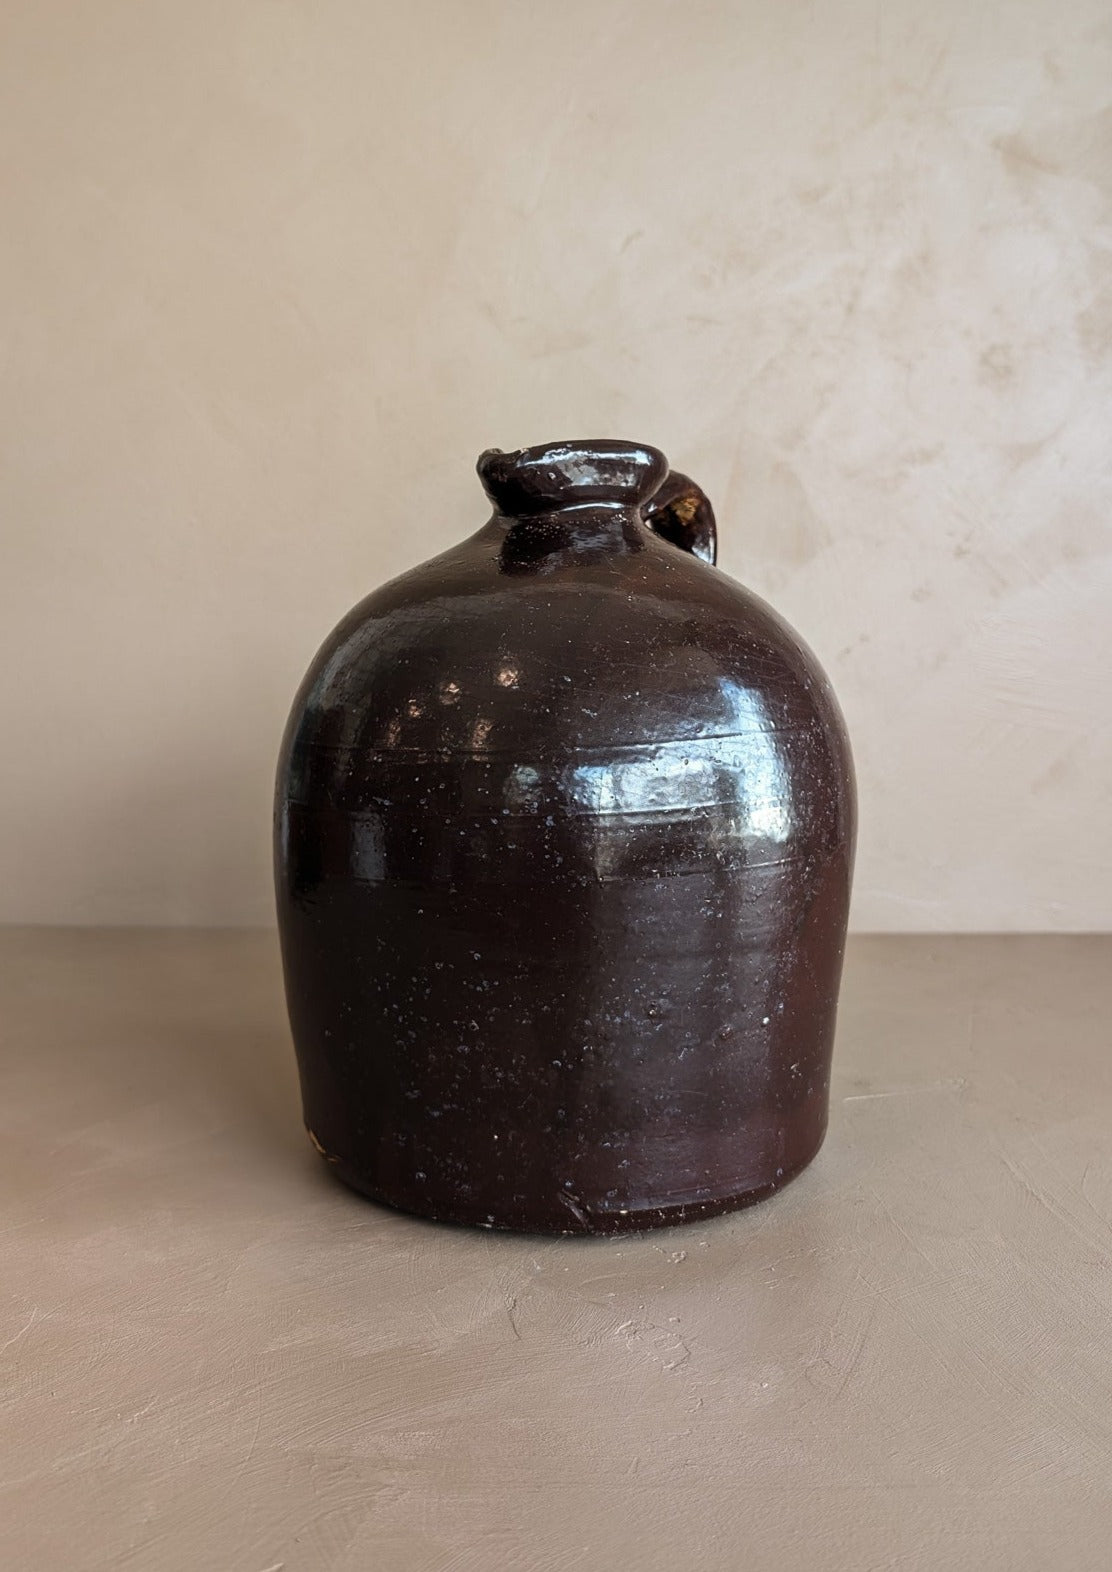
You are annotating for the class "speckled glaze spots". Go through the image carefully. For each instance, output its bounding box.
[275,440,855,1233]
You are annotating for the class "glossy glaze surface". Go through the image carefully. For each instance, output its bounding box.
[275,440,855,1233]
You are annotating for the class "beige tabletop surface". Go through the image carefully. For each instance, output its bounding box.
[2,929,1110,1571]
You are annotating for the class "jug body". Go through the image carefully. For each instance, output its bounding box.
[275,440,855,1233]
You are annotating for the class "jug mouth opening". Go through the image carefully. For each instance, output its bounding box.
[477,439,668,515]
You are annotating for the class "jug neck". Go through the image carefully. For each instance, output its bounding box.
[493,500,650,570]
[478,439,667,569]
[476,438,717,569]
[478,440,668,516]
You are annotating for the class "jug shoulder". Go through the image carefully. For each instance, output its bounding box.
[280,527,848,772]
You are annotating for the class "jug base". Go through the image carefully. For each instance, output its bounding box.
[306,1125,827,1236]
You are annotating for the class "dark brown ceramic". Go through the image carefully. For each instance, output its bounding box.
[275,439,855,1233]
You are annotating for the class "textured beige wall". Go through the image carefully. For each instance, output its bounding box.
[2,0,1110,930]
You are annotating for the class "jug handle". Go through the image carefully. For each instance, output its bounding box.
[642,471,717,566]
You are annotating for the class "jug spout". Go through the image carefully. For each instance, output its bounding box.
[478,438,716,564]
[477,439,668,515]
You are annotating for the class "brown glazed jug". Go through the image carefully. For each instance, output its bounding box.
[275,440,855,1233]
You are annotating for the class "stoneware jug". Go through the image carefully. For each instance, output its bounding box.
[275,439,855,1233]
